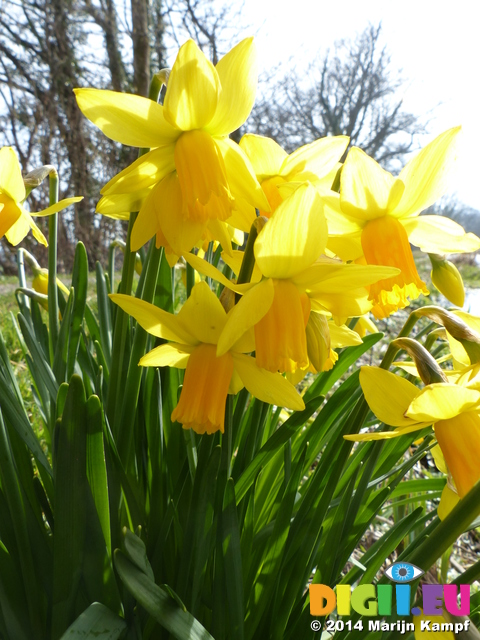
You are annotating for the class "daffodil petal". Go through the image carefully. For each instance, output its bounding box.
[215,137,270,211]
[402,215,480,254]
[97,191,150,218]
[101,146,176,194]
[329,322,363,348]
[344,423,428,442]
[131,183,163,251]
[152,172,206,256]
[139,343,194,368]
[183,252,256,294]
[255,183,327,279]
[394,127,461,218]
[164,40,219,130]
[31,197,84,217]
[229,368,244,394]
[217,279,274,356]
[239,133,287,179]
[74,88,179,147]
[232,352,305,411]
[0,147,25,201]
[437,484,460,521]
[0,198,22,239]
[294,263,400,293]
[28,215,48,245]
[109,293,196,344]
[310,292,373,318]
[280,136,349,179]
[406,383,480,421]
[360,366,422,427]
[221,250,263,282]
[177,281,227,344]
[206,218,232,256]
[322,193,364,235]
[341,147,404,220]
[206,38,257,136]
[5,208,38,245]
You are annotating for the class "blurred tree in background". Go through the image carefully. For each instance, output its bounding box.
[0,6,468,273]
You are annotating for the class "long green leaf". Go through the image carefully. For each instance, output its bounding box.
[59,602,126,639]
[115,550,214,640]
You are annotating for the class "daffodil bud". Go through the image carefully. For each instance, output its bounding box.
[414,306,480,364]
[429,253,465,307]
[23,165,57,188]
[391,337,448,385]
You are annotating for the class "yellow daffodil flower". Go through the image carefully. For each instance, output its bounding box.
[75,38,269,258]
[346,366,480,510]
[234,133,349,230]
[185,184,399,374]
[0,147,82,245]
[32,268,70,311]
[110,282,304,434]
[332,128,480,319]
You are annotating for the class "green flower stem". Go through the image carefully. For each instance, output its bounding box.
[48,170,59,357]
[107,74,164,429]
[116,246,163,465]
[380,310,421,371]
[16,248,29,313]
[186,261,196,298]
[235,216,267,302]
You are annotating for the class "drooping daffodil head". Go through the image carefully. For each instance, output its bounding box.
[110,282,304,435]
[347,366,480,508]
[75,38,269,258]
[0,147,82,246]
[336,127,480,319]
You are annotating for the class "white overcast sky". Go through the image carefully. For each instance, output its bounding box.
[236,0,479,210]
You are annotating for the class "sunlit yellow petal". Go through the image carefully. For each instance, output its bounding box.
[183,252,256,294]
[294,263,400,293]
[0,147,25,201]
[239,133,287,179]
[360,366,422,427]
[310,291,373,319]
[31,196,84,217]
[97,190,151,219]
[130,183,163,251]
[340,147,404,220]
[0,196,22,239]
[206,38,257,136]
[74,88,179,147]
[109,293,196,344]
[437,484,460,520]
[101,146,176,195]
[232,352,305,411]
[406,384,480,421]
[217,278,274,356]
[215,137,270,211]
[5,208,36,245]
[435,411,480,498]
[221,250,263,283]
[344,423,428,442]
[431,444,448,474]
[280,136,349,180]
[394,126,461,218]
[329,322,363,347]
[164,40,219,130]
[139,343,194,368]
[28,215,48,245]
[151,172,206,256]
[255,184,327,279]
[177,281,226,344]
[402,214,480,254]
